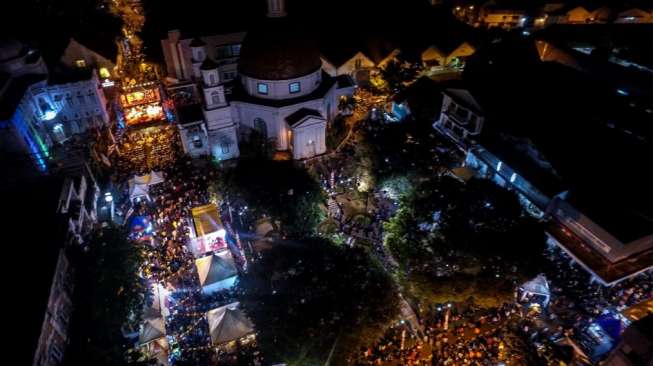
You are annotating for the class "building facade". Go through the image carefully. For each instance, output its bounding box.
[32,250,74,366]
[433,89,484,148]
[0,39,110,172]
[166,0,356,161]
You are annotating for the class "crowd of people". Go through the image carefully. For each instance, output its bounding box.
[116,153,263,365]
[354,244,653,365]
[113,124,181,177]
[355,302,534,365]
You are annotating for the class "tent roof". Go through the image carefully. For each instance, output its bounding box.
[520,274,550,296]
[139,317,166,345]
[191,204,223,237]
[195,250,237,288]
[129,181,150,199]
[132,171,165,186]
[149,171,165,185]
[206,302,254,345]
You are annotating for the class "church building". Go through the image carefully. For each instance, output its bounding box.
[169,0,356,161]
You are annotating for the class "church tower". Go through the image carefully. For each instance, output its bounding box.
[190,37,206,80]
[200,59,226,109]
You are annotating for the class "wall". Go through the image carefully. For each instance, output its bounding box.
[291,118,326,159]
[32,250,73,366]
[240,69,322,100]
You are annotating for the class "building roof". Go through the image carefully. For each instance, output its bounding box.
[467,44,653,247]
[176,104,204,125]
[285,108,322,127]
[139,317,166,345]
[548,221,653,286]
[445,88,484,115]
[200,58,218,70]
[0,38,25,62]
[238,16,322,80]
[195,251,238,288]
[0,73,47,121]
[228,71,337,108]
[189,37,206,47]
[206,302,254,345]
[191,203,222,237]
[479,131,567,198]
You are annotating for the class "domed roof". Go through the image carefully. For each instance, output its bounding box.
[238,17,321,80]
[0,39,25,62]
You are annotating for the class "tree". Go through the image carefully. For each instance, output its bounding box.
[219,158,325,237]
[379,59,420,93]
[238,238,399,364]
[385,175,547,307]
[64,226,151,366]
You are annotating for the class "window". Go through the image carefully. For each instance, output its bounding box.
[75,59,86,68]
[209,73,216,85]
[53,123,66,143]
[257,83,268,95]
[215,44,241,59]
[49,344,63,363]
[211,91,221,105]
[289,82,300,94]
[99,67,110,78]
[221,143,230,153]
[192,135,203,148]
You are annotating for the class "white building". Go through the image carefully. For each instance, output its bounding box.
[433,88,484,148]
[167,0,356,161]
[0,39,110,172]
[57,163,101,245]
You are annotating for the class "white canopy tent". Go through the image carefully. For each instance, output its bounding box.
[195,250,238,294]
[128,171,165,203]
[139,317,166,345]
[517,274,551,307]
[134,171,166,186]
[206,302,255,346]
[139,317,169,366]
[128,180,150,202]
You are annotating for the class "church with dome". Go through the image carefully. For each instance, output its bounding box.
[167,0,356,161]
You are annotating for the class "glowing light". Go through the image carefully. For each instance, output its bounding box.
[99,67,111,78]
[43,110,57,121]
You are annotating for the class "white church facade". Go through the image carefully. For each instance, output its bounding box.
[165,0,356,161]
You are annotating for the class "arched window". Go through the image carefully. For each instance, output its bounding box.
[254,118,267,139]
[209,73,216,85]
[52,123,66,143]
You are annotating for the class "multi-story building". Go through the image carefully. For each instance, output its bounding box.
[163,0,356,161]
[0,39,110,173]
[435,85,653,287]
[32,250,74,366]
[433,88,484,148]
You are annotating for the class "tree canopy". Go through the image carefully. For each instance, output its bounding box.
[238,238,399,364]
[217,158,325,237]
[64,226,151,366]
[385,175,547,306]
